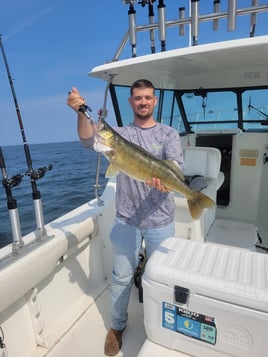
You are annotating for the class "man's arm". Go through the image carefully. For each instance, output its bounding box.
[67,87,94,140]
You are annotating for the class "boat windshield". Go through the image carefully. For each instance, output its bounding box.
[111,85,268,134]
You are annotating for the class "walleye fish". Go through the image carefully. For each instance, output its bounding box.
[93,117,215,220]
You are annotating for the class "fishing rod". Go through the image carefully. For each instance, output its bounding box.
[0,146,24,254]
[0,35,52,241]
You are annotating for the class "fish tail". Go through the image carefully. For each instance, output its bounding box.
[187,191,215,220]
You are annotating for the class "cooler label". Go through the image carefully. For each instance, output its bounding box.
[162,302,217,345]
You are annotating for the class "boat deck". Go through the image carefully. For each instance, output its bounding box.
[46,287,146,357]
[45,285,191,357]
[44,218,262,357]
[206,218,258,250]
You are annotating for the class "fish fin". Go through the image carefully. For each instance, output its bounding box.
[105,164,119,178]
[187,191,215,220]
[164,160,185,181]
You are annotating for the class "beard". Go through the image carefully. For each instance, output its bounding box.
[134,107,154,120]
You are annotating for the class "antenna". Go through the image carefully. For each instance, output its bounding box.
[248,96,268,120]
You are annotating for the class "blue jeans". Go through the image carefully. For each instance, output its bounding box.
[109,217,175,330]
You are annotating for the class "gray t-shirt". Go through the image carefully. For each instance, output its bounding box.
[81,122,184,228]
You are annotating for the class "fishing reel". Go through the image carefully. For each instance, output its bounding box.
[1,165,52,188]
[26,164,53,180]
[78,104,94,123]
[2,174,23,189]
[122,0,156,6]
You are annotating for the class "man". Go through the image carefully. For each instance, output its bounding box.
[67,79,184,356]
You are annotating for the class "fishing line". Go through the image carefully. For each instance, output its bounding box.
[0,35,52,240]
[78,76,114,206]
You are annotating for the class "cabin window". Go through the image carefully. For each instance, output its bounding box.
[110,85,268,132]
[156,90,186,132]
[242,88,268,130]
[112,86,133,126]
[182,91,238,132]
[111,85,187,131]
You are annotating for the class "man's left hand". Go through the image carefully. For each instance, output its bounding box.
[146,177,167,192]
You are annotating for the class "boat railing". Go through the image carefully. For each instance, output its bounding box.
[113,1,268,60]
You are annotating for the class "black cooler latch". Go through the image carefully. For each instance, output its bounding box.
[174,285,190,305]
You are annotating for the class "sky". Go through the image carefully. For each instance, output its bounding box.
[0,0,267,146]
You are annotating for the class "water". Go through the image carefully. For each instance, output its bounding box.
[0,141,108,248]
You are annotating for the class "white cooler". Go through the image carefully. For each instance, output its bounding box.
[142,237,268,357]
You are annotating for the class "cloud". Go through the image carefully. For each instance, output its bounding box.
[4,6,54,41]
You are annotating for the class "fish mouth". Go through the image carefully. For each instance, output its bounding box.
[95,127,113,142]
[93,118,114,153]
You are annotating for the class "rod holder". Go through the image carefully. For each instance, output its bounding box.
[9,206,24,255]
[228,0,237,31]
[0,146,24,253]
[213,0,220,31]
[158,0,166,51]
[250,0,258,37]
[128,4,137,57]
[148,3,156,53]
[191,0,199,46]
[179,7,185,36]
[34,198,47,241]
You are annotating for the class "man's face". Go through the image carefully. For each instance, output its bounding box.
[129,87,157,120]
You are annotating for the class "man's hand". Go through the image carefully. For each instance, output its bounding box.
[146,177,167,192]
[67,87,86,113]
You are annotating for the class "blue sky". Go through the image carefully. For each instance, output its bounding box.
[0,0,267,145]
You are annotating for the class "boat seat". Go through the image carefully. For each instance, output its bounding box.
[174,146,224,242]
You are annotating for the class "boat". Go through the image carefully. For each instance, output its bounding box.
[0,1,268,356]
